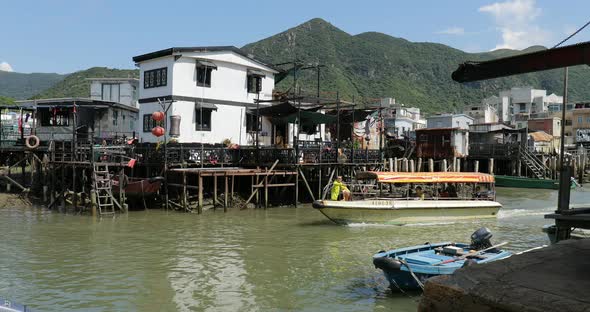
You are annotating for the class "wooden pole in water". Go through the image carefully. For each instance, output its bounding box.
[456,158,461,172]
[264,171,269,209]
[417,158,422,172]
[255,173,260,208]
[394,157,398,172]
[91,188,97,217]
[489,158,494,175]
[410,159,415,172]
[224,173,228,212]
[60,165,65,212]
[295,166,299,207]
[442,159,448,172]
[474,160,479,173]
[517,160,522,177]
[231,174,235,205]
[389,158,393,172]
[198,172,203,214]
[73,164,77,212]
[183,170,188,211]
[403,159,408,172]
[429,158,434,172]
[299,167,316,201]
[213,174,218,209]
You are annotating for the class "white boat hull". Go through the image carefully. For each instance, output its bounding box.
[312,199,501,225]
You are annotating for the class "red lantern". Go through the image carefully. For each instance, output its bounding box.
[151,126,165,137]
[152,111,165,122]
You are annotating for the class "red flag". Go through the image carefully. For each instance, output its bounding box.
[127,159,136,168]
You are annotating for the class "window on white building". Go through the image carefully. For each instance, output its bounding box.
[247,75,262,93]
[196,60,216,88]
[142,114,163,132]
[144,68,167,89]
[102,83,120,102]
[246,113,259,132]
[196,67,212,87]
[247,69,265,94]
[196,108,212,131]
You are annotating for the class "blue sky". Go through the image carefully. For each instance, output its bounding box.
[1,0,590,74]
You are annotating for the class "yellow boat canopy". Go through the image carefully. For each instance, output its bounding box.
[356,172,495,184]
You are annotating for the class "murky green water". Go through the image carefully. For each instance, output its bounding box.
[1,187,589,312]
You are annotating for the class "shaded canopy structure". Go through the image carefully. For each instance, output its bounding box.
[255,102,337,134]
[452,41,590,82]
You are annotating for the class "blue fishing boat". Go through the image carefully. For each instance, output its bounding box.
[0,296,31,312]
[372,228,511,291]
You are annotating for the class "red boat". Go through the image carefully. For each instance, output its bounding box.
[112,176,164,196]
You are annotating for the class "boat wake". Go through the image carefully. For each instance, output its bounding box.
[402,221,459,227]
[346,223,401,228]
[346,221,460,227]
[497,208,552,218]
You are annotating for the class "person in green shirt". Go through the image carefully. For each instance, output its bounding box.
[415,186,425,200]
[331,176,351,201]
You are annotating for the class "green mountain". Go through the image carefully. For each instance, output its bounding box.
[0,71,65,100]
[243,18,589,112]
[32,67,139,99]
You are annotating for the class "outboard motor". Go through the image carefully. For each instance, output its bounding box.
[373,256,402,272]
[470,227,493,250]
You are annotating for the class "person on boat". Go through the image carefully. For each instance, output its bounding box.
[331,176,351,201]
[445,184,458,197]
[415,186,425,200]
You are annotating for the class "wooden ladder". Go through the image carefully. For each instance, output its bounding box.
[93,163,118,216]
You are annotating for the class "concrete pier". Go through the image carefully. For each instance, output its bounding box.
[419,239,590,312]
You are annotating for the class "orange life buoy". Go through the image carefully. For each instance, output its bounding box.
[25,135,40,149]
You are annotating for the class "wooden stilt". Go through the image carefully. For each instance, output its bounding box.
[295,167,299,207]
[183,170,188,211]
[264,173,268,209]
[298,167,316,201]
[230,174,235,205]
[318,166,322,200]
[213,175,218,209]
[429,158,434,172]
[198,172,203,214]
[224,174,228,212]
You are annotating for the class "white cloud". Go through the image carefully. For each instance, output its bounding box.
[479,0,551,50]
[0,62,13,72]
[436,27,465,35]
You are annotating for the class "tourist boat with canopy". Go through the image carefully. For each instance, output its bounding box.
[312,171,501,225]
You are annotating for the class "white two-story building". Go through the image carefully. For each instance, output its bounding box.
[132,46,278,144]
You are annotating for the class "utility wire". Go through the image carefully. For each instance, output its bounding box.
[553,19,590,48]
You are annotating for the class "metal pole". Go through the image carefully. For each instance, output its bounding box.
[351,96,355,163]
[379,102,383,161]
[557,67,570,212]
[336,91,340,150]
[296,87,302,163]
[256,90,260,163]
